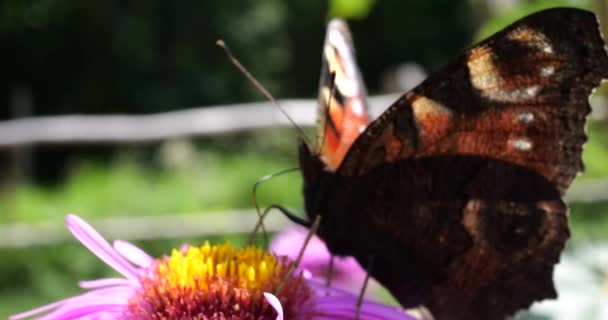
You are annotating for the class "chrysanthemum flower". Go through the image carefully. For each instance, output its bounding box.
[11,214,413,320]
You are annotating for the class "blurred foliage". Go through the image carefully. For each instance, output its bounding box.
[2,124,607,237]
[1,0,477,181]
[329,0,377,19]
[1,0,608,319]
[583,122,608,179]
[1,135,302,224]
[475,0,591,40]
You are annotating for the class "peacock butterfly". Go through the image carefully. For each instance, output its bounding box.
[296,8,608,320]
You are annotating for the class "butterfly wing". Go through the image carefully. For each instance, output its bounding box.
[339,8,608,195]
[329,8,608,318]
[316,19,370,171]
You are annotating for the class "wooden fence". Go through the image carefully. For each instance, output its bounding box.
[1,93,607,248]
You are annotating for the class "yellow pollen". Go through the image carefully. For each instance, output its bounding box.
[128,241,313,320]
[156,241,281,291]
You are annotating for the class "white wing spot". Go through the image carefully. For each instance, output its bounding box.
[511,138,533,151]
[516,112,535,124]
[350,100,366,116]
[540,66,555,77]
[525,85,540,97]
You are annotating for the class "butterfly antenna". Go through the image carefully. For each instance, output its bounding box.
[248,167,300,245]
[274,214,321,295]
[216,40,312,146]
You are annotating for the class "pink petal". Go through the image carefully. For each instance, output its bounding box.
[79,278,135,289]
[66,214,139,281]
[264,292,284,320]
[113,240,153,268]
[9,300,65,320]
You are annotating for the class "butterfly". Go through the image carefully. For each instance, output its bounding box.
[296,8,608,320]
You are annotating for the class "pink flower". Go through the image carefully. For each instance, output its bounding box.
[11,215,413,320]
[270,225,383,299]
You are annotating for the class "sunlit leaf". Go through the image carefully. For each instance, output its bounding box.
[475,0,590,41]
[329,0,376,19]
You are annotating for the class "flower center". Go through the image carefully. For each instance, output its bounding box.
[127,242,313,319]
[160,242,279,291]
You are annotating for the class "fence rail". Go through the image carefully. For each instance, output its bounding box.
[0,209,290,249]
[1,94,606,147]
[1,94,607,248]
[0,176,605,249]
[0,95,403,147]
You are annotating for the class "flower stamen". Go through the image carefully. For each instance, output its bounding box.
[128,242,312,319]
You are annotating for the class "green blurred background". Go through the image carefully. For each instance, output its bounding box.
[1,0,607,319]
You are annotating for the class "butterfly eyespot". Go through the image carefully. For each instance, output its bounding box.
[486,201,544,253]
[468,48,544,102]
[506,26,554,54]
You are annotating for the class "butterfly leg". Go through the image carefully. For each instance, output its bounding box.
[275,215,321,294]
[325,254,335,288]
[268,204,312,227]
[248,204,312,244]
[356,255,374,320]
[249,167,304,245]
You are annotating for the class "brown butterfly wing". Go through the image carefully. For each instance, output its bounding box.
[329,155,569,319]
[328,7,608,319]
[339,8,608,195]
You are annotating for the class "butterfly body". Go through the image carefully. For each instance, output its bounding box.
[299,7,608,320]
